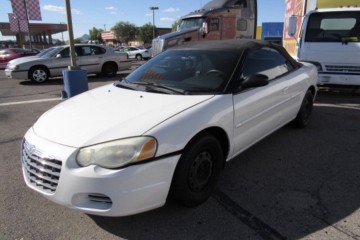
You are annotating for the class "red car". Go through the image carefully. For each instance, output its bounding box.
[0,48,39,69]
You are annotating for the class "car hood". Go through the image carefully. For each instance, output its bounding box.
[33,84,214,148]
[158,28,198,41]
[8,55,42,66]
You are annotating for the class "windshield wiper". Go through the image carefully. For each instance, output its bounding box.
[114,79,140,90]
[133,82,188,95]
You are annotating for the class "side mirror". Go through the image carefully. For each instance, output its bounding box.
[56,54,62,58]
[241,74,269,89]
[288,15,297,37]
[199,22,208,37]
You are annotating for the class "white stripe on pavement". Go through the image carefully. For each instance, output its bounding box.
[0,98,62,107]
[314,102,360,110]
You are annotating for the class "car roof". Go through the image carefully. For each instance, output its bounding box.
[168,39,300,68]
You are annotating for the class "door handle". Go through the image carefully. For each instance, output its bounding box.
[282,87,289,94]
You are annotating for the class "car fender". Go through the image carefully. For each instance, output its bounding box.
[146,94,235,161]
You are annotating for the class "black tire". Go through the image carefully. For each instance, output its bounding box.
[102,62,118,77]
[292,89,314,128]
[29,66,49,83]
[170,133,223,207]
[136,54,143,61]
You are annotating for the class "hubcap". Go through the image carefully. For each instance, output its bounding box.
[33,70,47,82]
[188,151,213,192]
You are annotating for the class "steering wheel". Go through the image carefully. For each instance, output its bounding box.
[205,69,226,78]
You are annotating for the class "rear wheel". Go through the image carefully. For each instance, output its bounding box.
[292,89,314,128]
[101,62,118,77]
[29,66,49,83]
[136,54,143,61]
[170,134,223,207]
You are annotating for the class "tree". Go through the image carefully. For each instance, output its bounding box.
[112,21,138,45]
[139,22,156,44]
[74,38,82,44]
[89,27,104,43]
[172,19,182,32]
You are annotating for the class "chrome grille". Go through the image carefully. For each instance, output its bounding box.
[22,140,62,193]
[325,65,360,73]
[151,38,164,57]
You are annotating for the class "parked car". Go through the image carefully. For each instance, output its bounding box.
[0,48,38,69]
[115,46,151,60]
[21,39,317,216]
[5,44,131,83]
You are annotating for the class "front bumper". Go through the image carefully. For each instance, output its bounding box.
[22,128,180,217]
[5,69,28,80]
[318,72,360,86]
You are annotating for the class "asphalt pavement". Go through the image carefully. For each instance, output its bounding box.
[1,66,360,240]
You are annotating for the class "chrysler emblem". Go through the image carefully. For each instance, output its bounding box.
[28,145,37,156]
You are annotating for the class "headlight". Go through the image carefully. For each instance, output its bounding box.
[7,64,19,70]
[76,137,157,169]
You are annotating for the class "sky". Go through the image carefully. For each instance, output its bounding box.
[0,0,285,41]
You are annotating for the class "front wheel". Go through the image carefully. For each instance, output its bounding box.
[292,89,314,128]
[170,134,223,207]
[29,67,49,83]
[101,62,118,77]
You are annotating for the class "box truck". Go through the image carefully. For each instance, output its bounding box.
[151,0,257,56]
[284,0,360,86]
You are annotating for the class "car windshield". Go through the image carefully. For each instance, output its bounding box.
[121,49,239,95]
[37,47,57,57]
[305,11,360,43]
[179,18,205,31]
[38,47,63,58]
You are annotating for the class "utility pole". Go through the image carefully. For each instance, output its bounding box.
[149,6,159,39]
[64,0,79,69]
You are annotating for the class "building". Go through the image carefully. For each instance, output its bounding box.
[101,27,172,47]
[0,22,67,49]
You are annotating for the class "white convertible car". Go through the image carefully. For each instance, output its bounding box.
[21,39,318,216]
[5,44,131,83]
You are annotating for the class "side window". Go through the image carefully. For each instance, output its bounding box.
[81,46,92,56]
[90,46,104,55]
[209,18,220,31]
[237,19,247,31]
[59,48,70,57]
[241,47,293,81]
[75,46,82,56]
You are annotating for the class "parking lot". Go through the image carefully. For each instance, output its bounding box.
[1,63,360,240]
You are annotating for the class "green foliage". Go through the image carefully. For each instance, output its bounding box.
[55,40,65,46]
[111,21,138,44]
[139,22,156,44]
[89,27,104,43]
[172,19,182,31]
[74,38,82,44]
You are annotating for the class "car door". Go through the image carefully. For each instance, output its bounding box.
[232,47,303,156]
[77,46,105,73]
[127,47,138,59]
[48,47,71,77]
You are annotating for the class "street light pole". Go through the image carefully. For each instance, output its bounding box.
[149,6,159,39]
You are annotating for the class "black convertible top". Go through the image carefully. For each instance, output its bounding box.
[169,39,301,68]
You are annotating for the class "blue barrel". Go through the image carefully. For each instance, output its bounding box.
[62,69,88,98]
